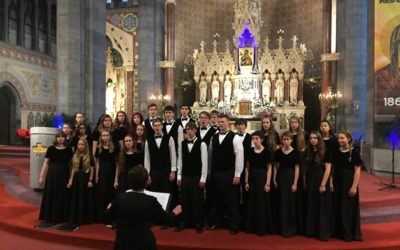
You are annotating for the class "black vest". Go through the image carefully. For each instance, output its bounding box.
[163,121,180,152]
[144,119,155,138]
[239,133,251,163]
[147,134,171,171]
[196,126,217,146]
[182,139,202,177]
[212,131,236,172]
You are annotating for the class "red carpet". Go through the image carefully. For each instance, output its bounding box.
[1,146,400,249]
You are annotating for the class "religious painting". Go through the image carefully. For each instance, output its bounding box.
[374,0,400,120]
[239,47,254,67]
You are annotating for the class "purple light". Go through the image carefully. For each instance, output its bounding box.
[386,127,400,149]
[238,27,255,48]
[53,113,64,129]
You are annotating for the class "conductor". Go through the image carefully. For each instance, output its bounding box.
[105,166,181,250]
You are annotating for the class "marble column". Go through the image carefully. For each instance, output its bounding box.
[163,0,175,101]
[320,0,332,120]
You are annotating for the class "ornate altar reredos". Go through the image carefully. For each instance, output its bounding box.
[191,0,309,132]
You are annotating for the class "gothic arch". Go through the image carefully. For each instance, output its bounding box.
[0,79,22,145]
[0,71,28,108]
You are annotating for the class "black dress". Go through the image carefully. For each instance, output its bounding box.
[305,151,333,240]
[105,191,176,250]
[68,156,95,225]
[273,148,301,237]
[291,132,308,234]
[323,136,339,156]
[245,148,273,236]
[95,147,119,222]
[39,146,73,223]
[118,152,144,192]
[332,149,362,241]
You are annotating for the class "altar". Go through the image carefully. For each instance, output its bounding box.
[190,0,308,133]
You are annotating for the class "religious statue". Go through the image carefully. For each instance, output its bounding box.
[262,72,271,103]
[275,72,284,103]
[224,74,232,103]
[240,49,253,66]
[199,75,207,103]
[289,71,299,104]
[211,74,220,103]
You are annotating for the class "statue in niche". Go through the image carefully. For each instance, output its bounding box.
[211,74,220,103]
[275,71,285,103]
[290,70,299,104]
[224,74,232,103]
[199,75,207,103]
[262,71,271,103]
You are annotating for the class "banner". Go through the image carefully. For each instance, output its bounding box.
[375,0,400,120]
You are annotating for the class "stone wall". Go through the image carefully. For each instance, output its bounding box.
[0,42,57,128]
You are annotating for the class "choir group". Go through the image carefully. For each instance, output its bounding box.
[38,103,362,242]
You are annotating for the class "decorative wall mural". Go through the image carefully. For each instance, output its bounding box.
[17,69,57,99]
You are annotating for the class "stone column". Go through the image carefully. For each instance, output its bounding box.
[83,0,106,124]
[138,0,164,111]
[57,0,106,124]
[17,0,24,47]
[161,0,175,101]
[320,0,332,120]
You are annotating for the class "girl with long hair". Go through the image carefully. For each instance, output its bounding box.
[38,132,73,225]
[273,131,301,237]
[319,120,339,155]
[62,123,74,145]
[260,116,280,154]
[93,114,123,156]
[114,135,144,192]
[95,130,119,222]
[66,139,95,228]
[71,123,92,153]
[304,131,333,241]
[133,123,146,153]
[114,110,130,142]
[332,131,362,242]
[129,112,144,137]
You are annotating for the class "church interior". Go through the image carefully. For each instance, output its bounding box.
[0,0,400,249]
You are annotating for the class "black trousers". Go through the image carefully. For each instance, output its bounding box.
[213,169,240,230]
[149,169,171,193]
[180,175,203,227]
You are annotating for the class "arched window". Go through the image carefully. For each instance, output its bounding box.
[38,0,47,54]
[8,0,18,45]
[27,112,34,129]
[50,4,56,56]
[0,0,4,41]
[24,0,34,49]
[34,112,42,126]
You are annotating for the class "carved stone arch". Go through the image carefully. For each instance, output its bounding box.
[0,71,28,108]
[0,76,23,144]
